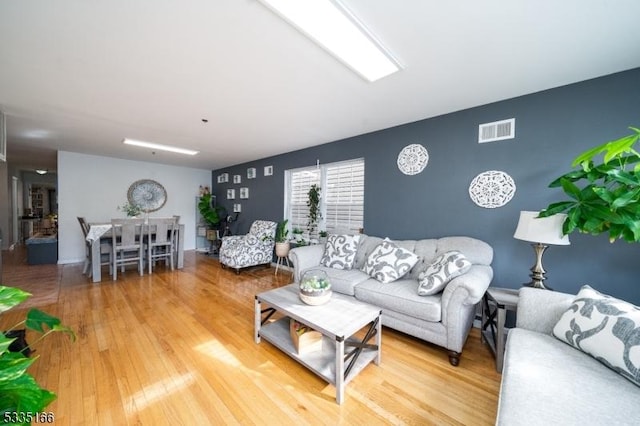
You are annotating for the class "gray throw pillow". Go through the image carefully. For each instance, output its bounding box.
[362,239,419,283]
[417,250,471,296]
[320,234,361,270]
[553,285,640,388]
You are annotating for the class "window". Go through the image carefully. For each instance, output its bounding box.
[285,158,364,237]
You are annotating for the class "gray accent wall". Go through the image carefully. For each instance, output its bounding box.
[212,68,640,305]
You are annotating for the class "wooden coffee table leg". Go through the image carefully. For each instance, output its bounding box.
[335,337,345,404]
[375,313,382,365]
[254,296,261,343]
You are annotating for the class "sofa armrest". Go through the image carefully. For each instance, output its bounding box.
[442,265,493,313]
[516,287,574,334]
[288,244,326,283]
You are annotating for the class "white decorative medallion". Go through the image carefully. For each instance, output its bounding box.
[468,170,516,208]
[397,144,429,175]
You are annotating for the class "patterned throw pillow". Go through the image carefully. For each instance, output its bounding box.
[553,285,640,387]
[362,240,419,283]
[417,251,471,296]
[320,234,361,270]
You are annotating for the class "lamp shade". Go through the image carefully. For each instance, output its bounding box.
[513,211,570,245]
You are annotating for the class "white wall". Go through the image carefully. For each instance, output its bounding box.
[0,160,8,249]
[58,151,211,264]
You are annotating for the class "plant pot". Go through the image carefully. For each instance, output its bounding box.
[275,242,290,258]
[299,270,332,305]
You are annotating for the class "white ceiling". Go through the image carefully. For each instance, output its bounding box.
[2,0,640,173]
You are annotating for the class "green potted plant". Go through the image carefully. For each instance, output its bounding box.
[274,220,290,258]
[117,201,142,217]
[539,126,640,242]
[306,184,321,240]
[198,193,225,231]
[292,227,304,244]
[1,285,75,421]
[318,230,328,245]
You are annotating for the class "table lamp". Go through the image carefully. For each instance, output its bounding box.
[513,211,570,290]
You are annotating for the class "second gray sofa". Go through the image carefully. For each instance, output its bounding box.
[288,234,494,365]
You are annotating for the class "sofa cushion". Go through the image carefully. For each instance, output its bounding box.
[552,285,640,387]
[417,251,471,296]
[362,240,419,283]
[303,266,371,296]
[353,235,385,270]
[355,278,442,322]
[497,328,640,425]
[320,234,361,270]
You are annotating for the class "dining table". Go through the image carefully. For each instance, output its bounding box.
[85,221,185,283]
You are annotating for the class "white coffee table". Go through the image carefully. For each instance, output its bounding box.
[255,284,382,404]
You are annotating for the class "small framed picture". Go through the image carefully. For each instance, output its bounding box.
[240,187,249,199]
[217,173,229,183]
[197,226,207,237]
[233,203,242,213]
[227,189,235,199]
[233,174,241,184]
[264,165,273,176]
[247,167,256,179]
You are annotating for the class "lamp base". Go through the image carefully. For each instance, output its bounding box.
[523,243,554,291]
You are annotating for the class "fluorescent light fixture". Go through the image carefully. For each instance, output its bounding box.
[123,138,199,156]
[259,0,402,82]
[35,169,47,175]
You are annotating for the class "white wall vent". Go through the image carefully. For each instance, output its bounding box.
[478,118,515,143]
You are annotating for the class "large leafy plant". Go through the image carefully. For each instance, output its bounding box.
[275,219,289,243]
[198,193,225,229]
[306,184,321,237]
[539,126,640,242]
[0,286,75,422]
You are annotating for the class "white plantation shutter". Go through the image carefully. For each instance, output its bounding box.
[285,158,364,238]
[324,160,364,234]
[288,168,320,232]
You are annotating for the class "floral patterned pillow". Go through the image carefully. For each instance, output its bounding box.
[553,285,640,387]
[418,251,471,296]
[362,240,419,283]
[320,234,361,270]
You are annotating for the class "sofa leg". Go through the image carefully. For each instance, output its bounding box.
[448,351,461,366]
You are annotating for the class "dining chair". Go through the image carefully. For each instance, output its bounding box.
[146,217,178,273]
[77,217,111,278]
[111,218,145,280]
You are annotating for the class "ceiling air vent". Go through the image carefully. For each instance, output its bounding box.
[478,118,515,143]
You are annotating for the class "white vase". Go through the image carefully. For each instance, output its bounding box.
[275,242,290,258]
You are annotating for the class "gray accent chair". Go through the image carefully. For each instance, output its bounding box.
[496,287,640,425]
[289,235,494,365]
[219,220,277,273]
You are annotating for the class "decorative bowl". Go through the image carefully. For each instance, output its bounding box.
[299,270,332,305]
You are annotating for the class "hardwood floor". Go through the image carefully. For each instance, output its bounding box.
[1,247,502,425]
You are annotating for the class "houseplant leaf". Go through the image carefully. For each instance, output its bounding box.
[0,286,31,314]
[542,126,640,242]
[25,309,75,341]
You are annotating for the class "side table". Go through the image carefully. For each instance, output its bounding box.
[481,287,519,373]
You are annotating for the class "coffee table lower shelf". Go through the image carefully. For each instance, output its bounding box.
[259,317,378,388]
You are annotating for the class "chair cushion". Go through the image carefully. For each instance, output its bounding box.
[552,285,640,387]
[219,220,276,269]
[320,234,361,270]
[417,250,472,296]
[362,239,419,283]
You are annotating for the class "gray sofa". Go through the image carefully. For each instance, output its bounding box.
[288,234,493,365]
[497,287,640,425]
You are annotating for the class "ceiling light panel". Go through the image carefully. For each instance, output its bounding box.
[123,139,199,156]
[259,0,402,82]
